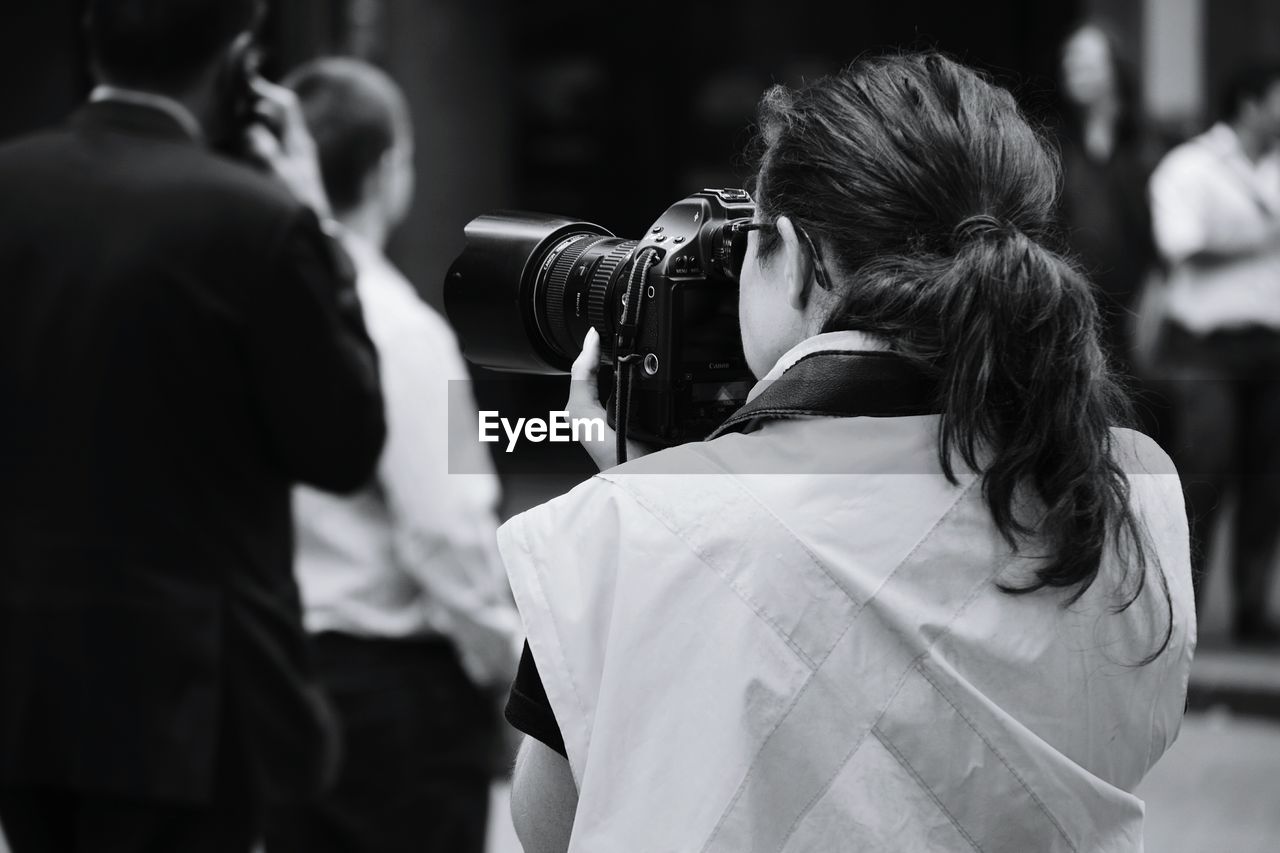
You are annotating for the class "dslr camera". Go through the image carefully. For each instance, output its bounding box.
[445,189,759,447]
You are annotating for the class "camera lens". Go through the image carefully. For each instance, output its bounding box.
[445,213,637,373]
[538,234,639,362]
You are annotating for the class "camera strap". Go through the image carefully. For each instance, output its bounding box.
[614,248,662,464]
[708,350,940,439]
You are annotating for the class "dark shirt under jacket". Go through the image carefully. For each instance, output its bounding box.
[1057,127,1159,372]
[506,642,567,759]
[0,102,386,805]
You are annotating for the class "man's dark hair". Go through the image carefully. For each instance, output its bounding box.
[86,0,262,90]
[285,59,408,215]
[1219,62,1280,123]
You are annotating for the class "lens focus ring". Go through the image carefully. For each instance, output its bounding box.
[586,239,639,335]
[542,234,603,355]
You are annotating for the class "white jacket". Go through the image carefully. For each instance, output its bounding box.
[498,333,1195,852]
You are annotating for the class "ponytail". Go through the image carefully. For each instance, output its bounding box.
[939,226,1161,623]
[751,52,1172,660]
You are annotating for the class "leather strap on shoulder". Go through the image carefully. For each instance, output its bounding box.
[709,351,940,439]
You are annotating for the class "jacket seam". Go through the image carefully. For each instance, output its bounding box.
[263,204,310,276]
[612,450,866,654]
[870,726,985,853]
[915,662,1078,851]
[768,538,1007,852]
[602,475,825,669]
[508,515,592,770]
[702,478,983,851]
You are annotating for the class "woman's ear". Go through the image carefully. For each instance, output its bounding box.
[773,215,817,311]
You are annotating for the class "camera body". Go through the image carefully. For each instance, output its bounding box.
[445,189,758,445]
[598,188,757,444]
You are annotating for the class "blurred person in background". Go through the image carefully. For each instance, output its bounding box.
[1148,62,1280,645]
[263,59,520,853]
[0,1,386,851]
[1057,21,1159,379]
[503,53,1193,852]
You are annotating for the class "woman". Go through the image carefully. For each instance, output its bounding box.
[501,53,1194,852]
[1057,22,1160,378]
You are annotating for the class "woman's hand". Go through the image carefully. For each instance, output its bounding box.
[568,328,652,470]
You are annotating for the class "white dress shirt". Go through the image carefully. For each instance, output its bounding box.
[89,85,204,141]
[1149,122,1280,332]
[293,230,519,686]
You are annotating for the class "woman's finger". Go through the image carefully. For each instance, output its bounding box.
[566,328,617,469]
[570,327,600,384]
[567,328,605,419]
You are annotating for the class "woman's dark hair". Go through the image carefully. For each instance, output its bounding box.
[750,52,1170,660]
[1058,21,1141,145]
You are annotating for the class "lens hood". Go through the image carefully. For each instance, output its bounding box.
[445,212,611,373]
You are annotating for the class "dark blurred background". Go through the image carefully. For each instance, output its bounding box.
[4,3,1280,851]
[5,0,1280,538]
[12,0,1279,310]
[2,0,1280,512]
[12,0,1263,496]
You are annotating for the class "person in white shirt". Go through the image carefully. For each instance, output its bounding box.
[263,58,520,853]
[1148,62,1280,645]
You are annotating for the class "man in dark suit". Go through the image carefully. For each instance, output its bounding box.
[0,1,386,850]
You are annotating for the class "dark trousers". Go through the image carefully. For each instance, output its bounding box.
[0,698,257,853]
[263,633,495,853]
[1163,323,1280,630]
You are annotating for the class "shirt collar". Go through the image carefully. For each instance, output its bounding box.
[747,330,889,403]
[332,225,379,269]
[329,223,421,310]
[330,224,394,287]
[89,85,204,143]
[1204,122,1247,158]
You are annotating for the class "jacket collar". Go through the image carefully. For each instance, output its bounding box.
[748,331,889,403]
[73,91,203,145]
[712,334,939,439]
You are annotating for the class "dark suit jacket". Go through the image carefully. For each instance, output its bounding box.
[0,101,386,805]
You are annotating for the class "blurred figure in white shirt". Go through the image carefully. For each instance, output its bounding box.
[1148,62,1280,645]
[264,58,519,853]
